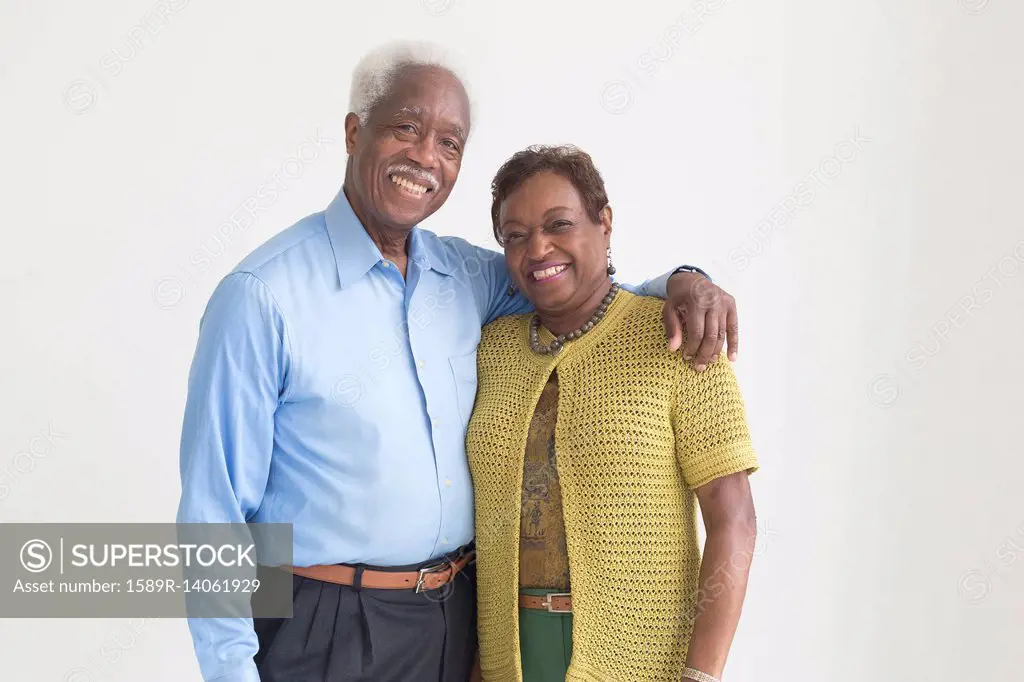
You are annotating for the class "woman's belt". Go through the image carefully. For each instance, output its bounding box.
[519,591,573,613]
[288,548,475,593]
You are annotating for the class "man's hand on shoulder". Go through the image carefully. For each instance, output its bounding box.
[663,272,739,371]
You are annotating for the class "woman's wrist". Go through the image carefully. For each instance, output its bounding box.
[682,666,721,682]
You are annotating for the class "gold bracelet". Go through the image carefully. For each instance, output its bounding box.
[682,667,721,682]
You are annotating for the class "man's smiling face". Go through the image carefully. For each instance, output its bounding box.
[345,64,470,231]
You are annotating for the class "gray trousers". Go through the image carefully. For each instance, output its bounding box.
[253,555,477,682]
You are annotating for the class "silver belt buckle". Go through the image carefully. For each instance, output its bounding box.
[414,561,453,593]
[542,592,572,613]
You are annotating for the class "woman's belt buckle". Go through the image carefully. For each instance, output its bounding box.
[542,592,572,613]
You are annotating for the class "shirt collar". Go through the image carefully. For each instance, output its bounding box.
[324,186,454,288]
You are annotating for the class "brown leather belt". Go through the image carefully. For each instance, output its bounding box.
[288,550,475,593]
[519,592,572,613]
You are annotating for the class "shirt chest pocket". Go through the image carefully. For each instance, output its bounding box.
[448,349,479,427]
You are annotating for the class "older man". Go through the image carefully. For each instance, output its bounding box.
[177,41,739,682]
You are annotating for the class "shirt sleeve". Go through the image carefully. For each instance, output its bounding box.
[442,237,533,324]
[621,271,670,298]
[632,266,714,298]
[442,235,695,325]
[176,271,289,682]
[671,354,759,489]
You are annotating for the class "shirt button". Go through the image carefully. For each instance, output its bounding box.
[442,537,449,545]
[381,261,390,268]
[444,479,452,487]
[431,418,438,428]
[417,359,425,369]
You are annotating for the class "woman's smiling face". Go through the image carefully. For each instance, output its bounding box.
[497,170,612,316]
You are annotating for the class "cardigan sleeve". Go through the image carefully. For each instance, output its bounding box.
[671,353,759,489]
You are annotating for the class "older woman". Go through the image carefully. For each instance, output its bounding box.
[465,145,760,682]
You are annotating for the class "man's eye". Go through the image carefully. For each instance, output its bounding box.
[441,139,459,151]
[550,220,572,230]
[396,124,416,134]
[503,232,525,243]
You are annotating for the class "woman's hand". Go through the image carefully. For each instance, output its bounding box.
[663,272,739,370]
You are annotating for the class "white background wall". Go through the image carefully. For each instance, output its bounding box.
[2,0,1022,679]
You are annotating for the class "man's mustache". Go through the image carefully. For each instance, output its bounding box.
[387,163,439,191]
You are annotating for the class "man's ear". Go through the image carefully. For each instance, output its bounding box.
[344,112,360,155]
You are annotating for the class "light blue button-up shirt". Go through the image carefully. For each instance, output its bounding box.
[176,187,676,681]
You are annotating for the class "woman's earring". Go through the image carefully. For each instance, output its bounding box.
[606,248,616,276]
[507,284,516,297]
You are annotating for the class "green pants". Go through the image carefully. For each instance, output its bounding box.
[518,588,574,682]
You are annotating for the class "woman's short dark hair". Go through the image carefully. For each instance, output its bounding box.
[489,144,609,245]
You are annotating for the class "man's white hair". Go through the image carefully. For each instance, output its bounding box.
[349,40,471,128]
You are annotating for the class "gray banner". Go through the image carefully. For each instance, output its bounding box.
[0,523,293,618]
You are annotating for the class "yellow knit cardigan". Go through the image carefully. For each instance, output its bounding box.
[466,290,758,682]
